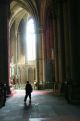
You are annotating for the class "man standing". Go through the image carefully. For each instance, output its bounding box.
[24,81,33,104]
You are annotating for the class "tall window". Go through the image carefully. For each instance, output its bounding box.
[26,18,36,61]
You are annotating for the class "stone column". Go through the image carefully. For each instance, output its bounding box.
[40,26,45,85]
[63,0,71,80]
[68,0,80,81]
[53,1,65,93]
[57,2,66,84]
[53,2,59,84]
[0,0,11,94]
[41,26,45,85]
[36,24,43,89]
[53,19,59,83]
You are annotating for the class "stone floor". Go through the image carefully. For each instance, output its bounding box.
[0,90,80,121]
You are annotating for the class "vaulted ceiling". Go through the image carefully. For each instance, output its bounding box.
[10,0,42,28]
[10,0,54,30]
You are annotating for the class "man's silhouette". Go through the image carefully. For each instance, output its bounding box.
[24,81,32,104]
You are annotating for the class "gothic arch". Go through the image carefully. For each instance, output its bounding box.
[10,0,39,29]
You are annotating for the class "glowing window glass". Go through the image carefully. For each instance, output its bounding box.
[26,18,36,61]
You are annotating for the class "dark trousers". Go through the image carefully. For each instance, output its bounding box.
[24,93,31,103]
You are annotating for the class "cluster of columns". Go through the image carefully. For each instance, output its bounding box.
[37,0,80,93]
[53,0,80,91]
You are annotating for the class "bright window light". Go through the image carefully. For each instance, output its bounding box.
[26,18,36,61]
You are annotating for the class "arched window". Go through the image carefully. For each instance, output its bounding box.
[26,18,36,61]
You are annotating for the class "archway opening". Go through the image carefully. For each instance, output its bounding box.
[9,2,37,90]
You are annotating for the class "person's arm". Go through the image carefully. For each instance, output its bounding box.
[31,85,33,92]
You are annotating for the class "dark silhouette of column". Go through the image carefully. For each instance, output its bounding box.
[0,0,11,95]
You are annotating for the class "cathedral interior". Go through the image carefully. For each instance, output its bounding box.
[0,0,80,109]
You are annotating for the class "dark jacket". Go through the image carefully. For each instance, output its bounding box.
[25,83,32,94]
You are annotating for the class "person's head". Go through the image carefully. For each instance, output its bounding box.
[27,81,29,84]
